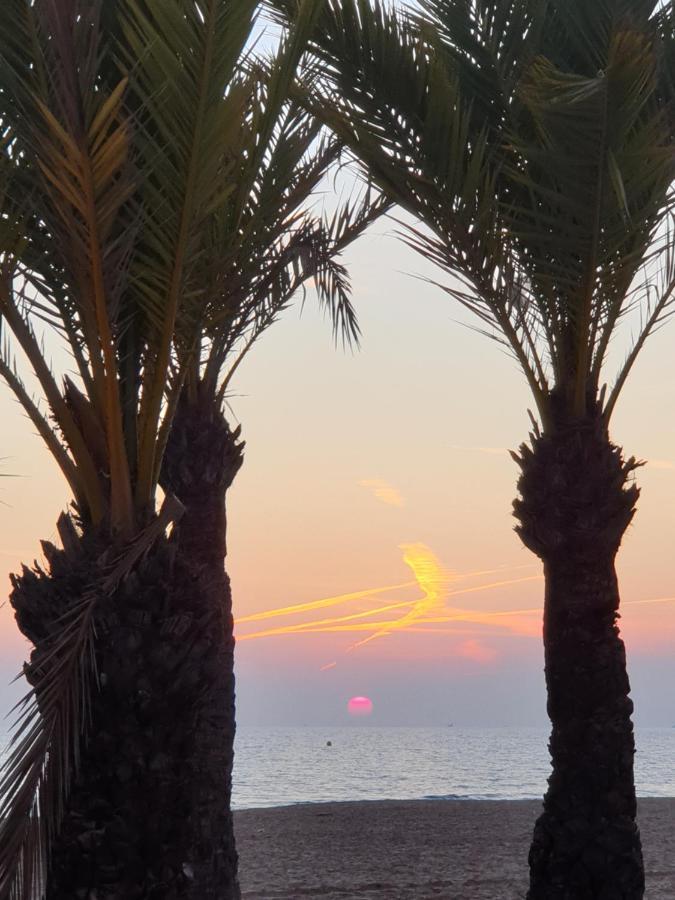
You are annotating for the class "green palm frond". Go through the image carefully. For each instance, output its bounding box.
[0,4,385,893]
[0,2,268,896]
[172,13,390,409]
[0,0,268,529]
[271,0,675,428]
[117,0,259,504]
[0,0,150,530]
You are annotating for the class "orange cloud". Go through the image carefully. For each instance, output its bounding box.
[456,639,498,663]
[358,479,405,507]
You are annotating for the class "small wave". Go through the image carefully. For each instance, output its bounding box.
[421,793,541,802]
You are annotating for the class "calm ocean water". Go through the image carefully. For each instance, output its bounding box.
[1,726,673,809]
[231,726,675,809]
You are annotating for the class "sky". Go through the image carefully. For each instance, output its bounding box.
[1,213,675,731]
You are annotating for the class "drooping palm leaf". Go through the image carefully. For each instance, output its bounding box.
[0,497,183,900]
[0,1,269,896]
[270,0,675,429]
[116,0,260,504]
[168,10,390,410]
[0,1,382,893]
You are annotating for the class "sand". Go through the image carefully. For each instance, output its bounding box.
[235,798,675,899]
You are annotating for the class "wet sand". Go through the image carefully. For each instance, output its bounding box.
[235,798,675,899]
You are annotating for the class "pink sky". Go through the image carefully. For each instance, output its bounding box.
[1,226,675,726]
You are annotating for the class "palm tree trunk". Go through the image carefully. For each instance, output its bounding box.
[161,392,244,900]
[513,408,644,899]
[10,533,218,897]
[10,403,243,900]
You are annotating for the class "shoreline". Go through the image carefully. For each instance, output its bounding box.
[233,792,674,812]
[235,797,675,899]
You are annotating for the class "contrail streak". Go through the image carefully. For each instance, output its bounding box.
[239,622,508,639]
[347,543,449,650]
[236,599,417,640]
[235,544,546,656]
[235,581,417,624]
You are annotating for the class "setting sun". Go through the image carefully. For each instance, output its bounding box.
[347,696,374,718]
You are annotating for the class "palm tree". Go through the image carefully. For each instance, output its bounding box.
[0,1,365,897]
[269,0,675,896]
[158,52,387,896]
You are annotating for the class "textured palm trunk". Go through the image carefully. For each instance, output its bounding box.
[161,393,244,900]
[514,407,644,899]
[9,401,243,899]
[11,531,214,897]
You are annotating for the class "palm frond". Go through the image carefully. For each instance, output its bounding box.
[0,322,81,500]
[117,0,258,504]
[0,583,98,900]
[0,495,183,900]
[272,0,675,427]
[174,11,390,407]
[0,0,140,530]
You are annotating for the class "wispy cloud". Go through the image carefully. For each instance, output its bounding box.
[627,596,675,606]
[358,479,405,507]
[236,544,543,664]
[235,561,675,667]
[457,639,498,664]
[236,580,416,626]
[346,543,453,651]
[646,459,675,470]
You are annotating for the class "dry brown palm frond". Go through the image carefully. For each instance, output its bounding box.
[0,494,182,900]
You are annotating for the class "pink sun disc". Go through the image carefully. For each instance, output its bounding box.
[347,696,373,717]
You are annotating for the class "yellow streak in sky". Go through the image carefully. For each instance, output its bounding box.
[452,563,538,579]
[445,575,542,600]
[234,547,675,660]
[347,543,452,650]
[358,479,405,507]
[236,567,544,645]
[234,541,548,659]
[235,565,538,628]
[241,622,509,638]
[235,581,417,624]
[627,596,675,606]
[237,600,417,641]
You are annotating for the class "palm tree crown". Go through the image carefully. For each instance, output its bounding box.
[268,1,675,896]
[274,0,675,430]
[0,1,380,895]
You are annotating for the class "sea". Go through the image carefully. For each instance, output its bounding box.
[230,725,675,810]
[1,726,673,810]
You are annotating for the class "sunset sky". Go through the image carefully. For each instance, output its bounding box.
[1,216,675,729]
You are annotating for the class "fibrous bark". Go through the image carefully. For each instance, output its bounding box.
[513,405,644,900]
[161,393,244,900]
[12,527,213,898]
[10,396,243,900]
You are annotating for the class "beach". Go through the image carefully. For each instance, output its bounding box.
[235,798,675,899]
